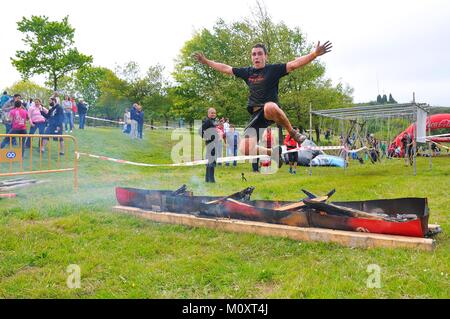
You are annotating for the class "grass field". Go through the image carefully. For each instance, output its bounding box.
[0,126,449,298]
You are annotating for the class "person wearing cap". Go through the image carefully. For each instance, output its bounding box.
[76,98,88,129]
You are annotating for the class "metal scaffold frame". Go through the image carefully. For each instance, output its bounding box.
[309,95,433,176]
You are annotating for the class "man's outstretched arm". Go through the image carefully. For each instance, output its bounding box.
[193,52,233,75]
[286,41,332,73]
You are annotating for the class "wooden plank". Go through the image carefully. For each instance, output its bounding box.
[112,205,436,251]
[274,195,328,211]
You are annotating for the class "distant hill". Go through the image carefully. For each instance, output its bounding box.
[430,106,450,115]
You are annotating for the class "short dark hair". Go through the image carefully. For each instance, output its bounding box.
[2,91,7,95]
[14,100,22,108]
[253,43,267,54]
[13,93,21,98]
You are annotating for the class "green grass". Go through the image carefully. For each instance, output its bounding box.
[0,126,449,298]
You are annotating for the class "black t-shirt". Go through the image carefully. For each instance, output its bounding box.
[232,63,288,113]
[401,134,412,148]
[201,117,218,145]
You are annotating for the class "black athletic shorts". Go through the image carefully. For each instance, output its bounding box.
[288,150,298,163]
[243,106,274,139]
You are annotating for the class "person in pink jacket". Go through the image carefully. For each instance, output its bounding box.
[25,98,48,148]
[1,100,29,155]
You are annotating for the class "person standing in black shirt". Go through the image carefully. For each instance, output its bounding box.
[401,132,414,165]
[193,41,332,166]
[201,108,219,183]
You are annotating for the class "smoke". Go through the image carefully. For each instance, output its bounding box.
[188,174,208,195]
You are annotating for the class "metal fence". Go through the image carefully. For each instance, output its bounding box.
[0,134,78,190]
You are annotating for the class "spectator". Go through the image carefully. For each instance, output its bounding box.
[388,142,397,158]
[201,107,219,183]
[130,103,138,139]
[136,104,144,139]
[431,142,440,156]
[62,95,74,133]
[284,127,300,174]
[40,97,65,155]
[51,91,60,105]
[76,98,88,129]
[216,118,224,165]
[260,127,273,170]
[223,118,230,135]
[26,98,34,109]
[71,97,77,116]
[1,94,21,146]
[0,91,10,108]
[123,108,131,133]
[0,100,28,155]
[401,132,414,165]
[25,98,48,148]
[225,125,239,167]
[380,141,387,158]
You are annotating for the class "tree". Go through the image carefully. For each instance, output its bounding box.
[294,79,353,141]
[73,66,113,107]
[140,65,174,122]
[172,8,352,126]
[388,93,397,104]
[115,61,141,84]
[114,62,174,121]
[382,94,388,104]
[92,70,130,119]
[5,80,52,102]
[11,15,92,91]
[377,94,382,104]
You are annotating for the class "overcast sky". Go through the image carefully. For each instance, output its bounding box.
[1,0,450,106]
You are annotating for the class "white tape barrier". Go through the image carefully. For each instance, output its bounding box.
[76,144,370,168]
[283,145,367,154]
[347,146,368,153]
[76,152,270,167]
[74,114,176,129]
[426,133,450,138]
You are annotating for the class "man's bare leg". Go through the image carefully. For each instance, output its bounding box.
[239,135,284,168]
[239,136,271,155]
[263,102,306,144]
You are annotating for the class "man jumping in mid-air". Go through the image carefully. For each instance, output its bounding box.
[193,41,332,166]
